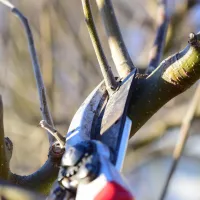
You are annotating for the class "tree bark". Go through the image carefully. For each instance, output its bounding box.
[128,34,200,137]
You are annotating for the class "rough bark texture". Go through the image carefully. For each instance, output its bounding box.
[129,36,200,137]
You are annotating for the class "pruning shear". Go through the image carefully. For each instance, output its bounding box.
[47,0,138,199]
[48,67,137,200]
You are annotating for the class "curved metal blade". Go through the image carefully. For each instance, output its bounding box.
[92,68,137,169]
[66,81,106,146]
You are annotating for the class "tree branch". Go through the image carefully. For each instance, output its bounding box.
[0,0,55,145]
[159,82,200,200]
[81,0,118,92]
[95,0,135,78]
[146,0,170,74]
[11,7,55,145]
[0,1,66,195]
[9,142,64,195]
[129,32,200,137]
[1,1,200,198]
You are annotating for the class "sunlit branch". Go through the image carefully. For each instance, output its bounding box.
[81,0,118,93]
[96,0,135,78]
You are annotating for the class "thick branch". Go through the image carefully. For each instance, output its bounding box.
[11,8,55,145]
[147,0,170,74]
[9,144,64,195]
[96,0,135,78]
[0,0,55,145]
[0,3,66,195]
[40,120,65,149]
[129,33,200,137]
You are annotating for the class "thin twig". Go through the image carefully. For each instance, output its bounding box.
[39,120,65,149]
[146,0,170,75]
[0,0,55,145]
[96,0,135,78]
[81,0,118,92]
[159,83,200,200]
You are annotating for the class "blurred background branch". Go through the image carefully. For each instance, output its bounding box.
[159,82,200,200]
[146,0,170,74]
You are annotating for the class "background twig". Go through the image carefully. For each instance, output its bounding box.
[81,0,118,92]
[96,0,135,78]
[159,82,200,200]
[0,0,55,144]
[146,0,170,74]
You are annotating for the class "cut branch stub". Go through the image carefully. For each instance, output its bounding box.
[0,2,63,194]
[12,8,55,144]
[159,82,200,200]
[39,120,65,149]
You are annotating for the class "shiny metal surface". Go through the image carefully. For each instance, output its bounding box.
[66,82,106,146]
[115,117,132,171]
[95,69,137,166]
